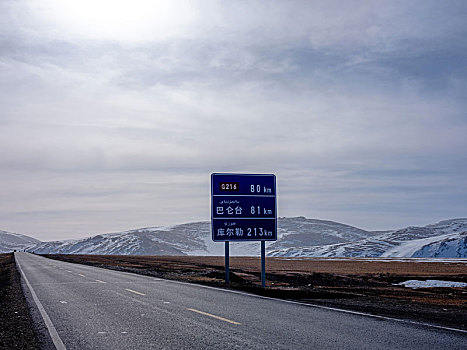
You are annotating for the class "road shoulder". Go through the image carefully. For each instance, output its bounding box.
[0,253,41,350]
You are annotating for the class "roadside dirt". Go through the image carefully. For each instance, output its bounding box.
[43,254,467,330]
[0,253,40,350]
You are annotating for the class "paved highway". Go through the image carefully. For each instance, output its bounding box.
[16,253,466,349]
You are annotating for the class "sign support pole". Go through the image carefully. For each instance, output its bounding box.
[225,241,230,284]
[261,240,266,288]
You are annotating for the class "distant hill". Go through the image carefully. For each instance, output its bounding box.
[4,217,466,258]
[0,230,41,253]
[26,217,377,256]
[268,218,467,258]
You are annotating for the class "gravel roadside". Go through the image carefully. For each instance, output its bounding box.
[0,253,40,350]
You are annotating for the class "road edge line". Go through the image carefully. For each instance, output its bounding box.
[163,276,467,335]
[16,253,67,350]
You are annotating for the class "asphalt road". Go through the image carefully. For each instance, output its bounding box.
[16,252,467,350]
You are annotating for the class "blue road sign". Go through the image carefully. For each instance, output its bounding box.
[211,173,277,241]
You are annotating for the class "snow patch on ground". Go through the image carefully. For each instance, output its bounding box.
[396,280,467,289]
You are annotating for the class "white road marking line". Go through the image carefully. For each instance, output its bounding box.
[36,282,102,285]
[97,332,106,334]
[125,288,145,296]
[187,308,241,325]
[66,271,72,273]
[16,255,67,350]
[78,274,86,277]
[163,301,170,304]
[95,279,107,284]
[59,301,67,304]
[37,253,467,335]
[164,276,467,334]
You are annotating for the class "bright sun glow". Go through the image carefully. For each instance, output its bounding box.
[38,0,197,41]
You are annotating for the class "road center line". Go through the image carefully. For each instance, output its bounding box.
[95,279,107,284]
[78,274,86,277]
[187,308,241,325]
[125,288,145,296]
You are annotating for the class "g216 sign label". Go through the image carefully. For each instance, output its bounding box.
[211,173,277,242]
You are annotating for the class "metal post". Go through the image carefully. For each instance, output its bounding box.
[225,241,230,284]
[261,240,266,288]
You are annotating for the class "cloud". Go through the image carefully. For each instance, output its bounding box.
[1,1,466,239]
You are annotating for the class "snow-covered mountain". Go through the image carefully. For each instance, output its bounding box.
[411,232,467,258]
[0,230,41,253]
[383,231,467,258]
[26,217,377,256]
[269,217,376,249]
[267,218,467,258]
[4,217,467,258]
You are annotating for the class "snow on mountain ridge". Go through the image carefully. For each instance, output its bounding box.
[268,217,375,251]
[3,217,466,258]
[381,232,464,257]
[26,218,375,256]
[0,230,41,253]
[268,218,467,258]
[412,232,467,258]
[384,218,467,242]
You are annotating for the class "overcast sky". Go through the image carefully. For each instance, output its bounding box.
[1,0,466,241]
